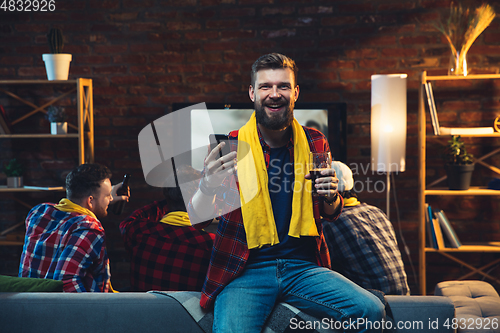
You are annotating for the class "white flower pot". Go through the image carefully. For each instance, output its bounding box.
[7,176,23,188]
[51,122,68,135]
[42,54,72,80]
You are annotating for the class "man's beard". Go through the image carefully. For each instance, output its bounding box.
[255,98,294,131]
[94,205,108,219]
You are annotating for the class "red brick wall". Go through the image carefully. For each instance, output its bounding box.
[1,0,499,294]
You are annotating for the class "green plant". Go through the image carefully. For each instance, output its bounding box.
[46,105,67,122]
[3,158,23,177]
[444,135,474,165]
[47,27,64,54]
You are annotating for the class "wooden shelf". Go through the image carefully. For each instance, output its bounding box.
[0,134,79,138]
[425,187,500,196]
[418,71,500,295]
[424,74,500,81]
[0,78,94,165]
[427,133,500,138]
[0,80,78,85]
[425,243,500,252]
[0,186,65,192]
[0,79,93,246]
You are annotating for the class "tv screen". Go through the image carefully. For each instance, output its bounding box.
[138,102,346,194]
[173,102,347,171]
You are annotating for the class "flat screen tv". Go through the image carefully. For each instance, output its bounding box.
[172,102,347,171]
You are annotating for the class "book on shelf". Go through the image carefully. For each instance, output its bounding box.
[0,105,11,134]
[439,127,494,135]
[435,210,462,248]
[432,215,445,250]
[424,82,440,135]
[426,204,438,249]
[426,204,447,249]
[423,82,494,136]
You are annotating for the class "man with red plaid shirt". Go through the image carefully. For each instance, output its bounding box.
[188,53,385,332]
[119,166,214,291]
[19,164,129,292]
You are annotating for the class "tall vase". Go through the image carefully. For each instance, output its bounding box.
[448,51,468,76]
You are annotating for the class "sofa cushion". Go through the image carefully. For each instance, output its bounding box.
[152,290,332,333]
[435,280,500,333]
[155,291,455,333]
[0,291,456,333]
[0,275,63,292]
[0,292,204,333]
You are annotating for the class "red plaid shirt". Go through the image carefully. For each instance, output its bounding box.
[119,200,215,291]
[19,203,110,292]
[188,126,343,309]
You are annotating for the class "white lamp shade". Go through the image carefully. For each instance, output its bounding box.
[371,74,407,173]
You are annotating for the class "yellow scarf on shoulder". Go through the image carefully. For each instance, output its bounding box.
[237,112,318,249]
[55,198,97,220]
[159,211,192,227]
[343,197,360,207]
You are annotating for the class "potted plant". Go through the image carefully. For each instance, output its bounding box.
[443,135,474,190]
[3,158,24,188]
[46,105,68,134]
[42,27,72,80]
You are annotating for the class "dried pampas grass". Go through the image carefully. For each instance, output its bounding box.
[433,2,496,74]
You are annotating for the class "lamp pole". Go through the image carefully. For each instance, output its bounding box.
[386,172,390,220]
[371,74,407,219]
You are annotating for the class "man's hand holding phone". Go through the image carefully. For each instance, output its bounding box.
[200,135,237,196]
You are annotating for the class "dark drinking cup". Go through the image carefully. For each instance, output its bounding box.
[309,152,332,196]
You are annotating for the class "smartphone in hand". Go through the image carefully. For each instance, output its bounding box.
[209,134,232,158]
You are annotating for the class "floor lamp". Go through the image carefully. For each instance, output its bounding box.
[371,74,407,220]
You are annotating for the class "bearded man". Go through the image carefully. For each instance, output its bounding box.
[188,53,385,333]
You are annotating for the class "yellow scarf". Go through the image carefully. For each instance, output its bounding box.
[108,283,119,293]
[55,198,97,220]
[159,211,192,227]
[237,112,318,249]
[54,198,119,293]
[343,197,360,207]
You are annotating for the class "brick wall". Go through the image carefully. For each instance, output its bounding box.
[1,0,499,294]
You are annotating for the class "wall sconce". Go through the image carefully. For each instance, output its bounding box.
[371,74,407,219]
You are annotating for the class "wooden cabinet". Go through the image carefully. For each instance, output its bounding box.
[0,79,94,245]
[418,71,500,294]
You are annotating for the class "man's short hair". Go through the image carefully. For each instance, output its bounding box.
[162,166,202,212]
[66,164,112,202]
[251,53,298,87]
[340,189,358,200]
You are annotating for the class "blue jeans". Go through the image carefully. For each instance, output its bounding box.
[213,259,385,333]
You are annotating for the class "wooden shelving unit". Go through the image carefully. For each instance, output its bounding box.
[0,79,94,246]
[0,79,94,164]
[418,71,500,295]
